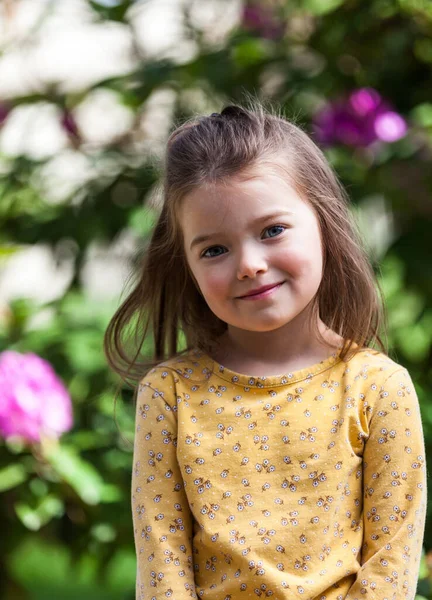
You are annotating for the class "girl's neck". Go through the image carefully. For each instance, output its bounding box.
[211,315,343,377]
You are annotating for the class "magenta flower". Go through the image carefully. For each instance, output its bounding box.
[313,87,407,147]
[0,103,10,126]
[242,2,284,40]
[60,110,80,140]
[373,111,407,142]
[0,351,73,443]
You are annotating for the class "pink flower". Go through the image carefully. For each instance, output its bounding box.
[242,2,284,40]
[373,111,407,142]
[313,87,407,147]
[0,103,10,126]
[0,351,73,443]
[60,110,80,140]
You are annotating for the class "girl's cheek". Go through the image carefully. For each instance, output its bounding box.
[273,249,304,275]
[278,243,322,274]
[199,268,228,296]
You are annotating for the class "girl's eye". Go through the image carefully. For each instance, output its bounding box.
[263,225,286,239]
[202,246,227,259]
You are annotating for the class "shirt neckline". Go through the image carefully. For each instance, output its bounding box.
[191,343,353,388]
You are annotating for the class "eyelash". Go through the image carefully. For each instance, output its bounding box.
[200,224,287,259]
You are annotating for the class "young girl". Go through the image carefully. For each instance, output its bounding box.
[104,102,427,600]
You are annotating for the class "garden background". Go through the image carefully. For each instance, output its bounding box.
[0,0,431,598]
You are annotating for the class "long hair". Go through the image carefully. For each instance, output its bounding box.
[104,98,387,387]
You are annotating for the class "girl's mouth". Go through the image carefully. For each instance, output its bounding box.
[237,282,284,301]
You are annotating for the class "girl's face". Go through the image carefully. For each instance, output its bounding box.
[179,169,324,335]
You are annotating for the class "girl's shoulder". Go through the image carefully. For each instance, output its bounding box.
[344,344,410,383]
[138,348,211,389]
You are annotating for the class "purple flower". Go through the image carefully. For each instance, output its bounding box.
[373,111,407,142]
[0,351,73,443]
[242,2,284,40]
[61,110,80,140]
[0,103,10,126]
[313,87,407,147]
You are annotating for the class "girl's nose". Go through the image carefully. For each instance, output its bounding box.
[236,248,268,280]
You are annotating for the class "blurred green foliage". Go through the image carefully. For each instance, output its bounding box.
[0,0,431,598]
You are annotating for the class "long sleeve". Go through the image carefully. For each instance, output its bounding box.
[346,368,427,600]
[131,367,197,600]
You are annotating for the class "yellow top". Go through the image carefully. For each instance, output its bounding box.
[131,345,427,600]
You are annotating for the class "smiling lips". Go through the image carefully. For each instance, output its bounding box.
[237,281,284,300]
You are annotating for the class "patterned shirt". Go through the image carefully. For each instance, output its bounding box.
[131,345,427,600]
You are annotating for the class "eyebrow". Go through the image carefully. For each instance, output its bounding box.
[189,211,294,250]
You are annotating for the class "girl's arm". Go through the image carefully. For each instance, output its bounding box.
[131,368,197,600]
[346,368,427,600]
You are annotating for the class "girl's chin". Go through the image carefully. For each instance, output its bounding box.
[227,318,297,333]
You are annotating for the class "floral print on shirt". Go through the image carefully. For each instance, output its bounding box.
[131,346,427,600]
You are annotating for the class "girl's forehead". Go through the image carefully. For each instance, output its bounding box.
[179,171,308,222]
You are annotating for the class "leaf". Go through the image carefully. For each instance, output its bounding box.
[0,463,28,491]
[395,323,431,361]
[15,494,64,531]
[89,0,133,22]
[379,255,404,298]
[106,548,136,592]
[44,444,105,505]
[387,290,424,329]
[411,103,432,127]
[64,330,107,374]
[68,429,110,450]
[8,537,71,590]
[418,547,429,579]
[303,0,345,16]
[128,205,158,237]
[90,522,117,543]
[6,537,120,600]
[100,482,123,503]
[0,245,23,260]
[232,39,272,68]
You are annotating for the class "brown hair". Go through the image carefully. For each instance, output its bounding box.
[104,98,387,387]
